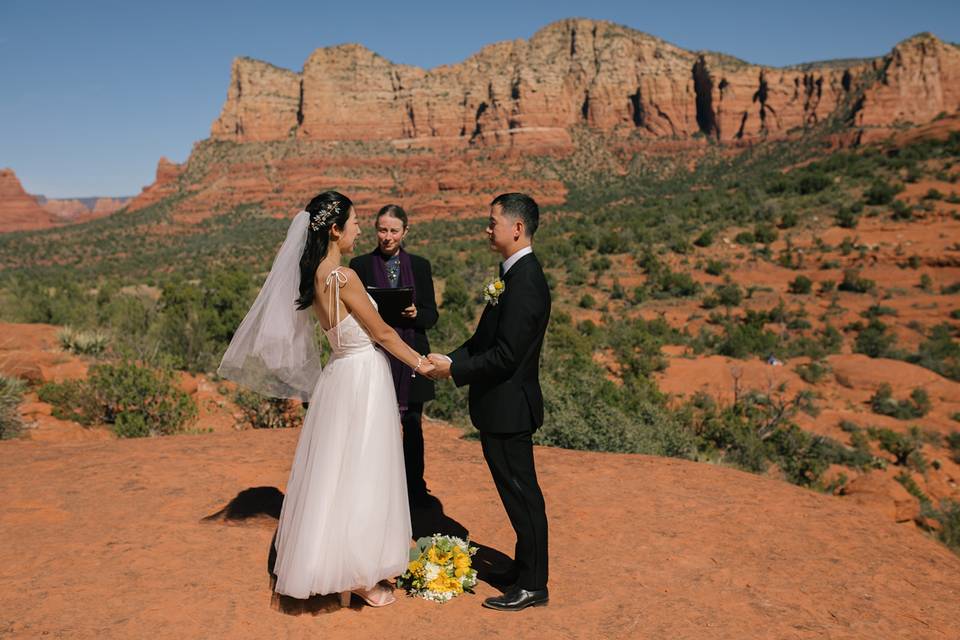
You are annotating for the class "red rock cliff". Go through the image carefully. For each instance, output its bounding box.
[210,19,960,148]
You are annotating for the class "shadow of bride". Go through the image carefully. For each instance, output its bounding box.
[204,487,515,613]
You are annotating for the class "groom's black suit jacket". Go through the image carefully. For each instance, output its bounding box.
[450,253,551,434]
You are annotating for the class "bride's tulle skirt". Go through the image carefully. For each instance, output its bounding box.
[272,345,412,599]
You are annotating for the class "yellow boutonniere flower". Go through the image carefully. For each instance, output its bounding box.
[483,277,505,306]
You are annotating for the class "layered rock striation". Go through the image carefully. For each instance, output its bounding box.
[211,20,960,149]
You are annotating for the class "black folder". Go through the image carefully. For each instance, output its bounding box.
[366,286,414,325]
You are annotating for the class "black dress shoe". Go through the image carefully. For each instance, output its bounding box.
[482,588,548,611]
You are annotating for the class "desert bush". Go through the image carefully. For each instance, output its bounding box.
[579,294,596,309]
[693,229,714,247]
[788,276,813,295]
[753,224,779,244]
[869,385,930,420]
[864,180,902,205]
[637,252,701,299]
[835,206,859,229]
[39,361,197,437]
[590,256,612,272]
[704,259,727,276]
[838,269,875,293]
[565,263,588,286]
[909,324,960,381]
[58,327,109,356]
[867,426,923,465]
[234,390,301,429]
[891,199,915,220]
[928,500,960,553]
[688,385,867,485]
[796,360,831,384]
[0,376,26,440]
[941,282,960,295]
[861,304,897,319]
[853,319,898,358]
[535,361,693,457]
[778,211,799,229]
[946,432,960,464]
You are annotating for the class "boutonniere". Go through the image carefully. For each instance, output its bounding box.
[482,277,505,306]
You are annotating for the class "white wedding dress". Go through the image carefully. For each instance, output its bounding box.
[272,269,412,599]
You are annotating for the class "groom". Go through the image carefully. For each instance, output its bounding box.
[428,193,551,611]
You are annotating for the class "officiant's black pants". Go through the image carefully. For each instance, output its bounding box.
[402,404,428,499]
[480,431,548,591]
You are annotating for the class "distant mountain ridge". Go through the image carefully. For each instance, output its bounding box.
[209,19,959,147]
[0,168,130,233]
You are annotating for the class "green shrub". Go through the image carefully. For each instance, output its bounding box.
[693,229,715,247]
[835,207,859,229]
[869,385,930,420]
[734,231,756,245]
[754,224,779,244]
[941,282,960,295]
[0,376,26,440]
[928,500,960,553]
[946,432,960,464]
[610,280,625,300]
[565,263,588,286]
[867,426,922,465]
[891,199,914,220]
[590,256,612,272]
[704,259,727,276]
[58,327,109,356]
[788,276,813,294]
[778,212,799,229]
[535,363,693,457]
[39,361,197,437]
[838,269,875,293]
[796,360,831,384]
[909,324,960,381]
[234,390,301,430]
[861,304,897,319]
[864,180,902,205]
[579,294,596,309]
[853,319,897,358]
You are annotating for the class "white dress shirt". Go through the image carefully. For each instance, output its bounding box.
[501,245,533,276]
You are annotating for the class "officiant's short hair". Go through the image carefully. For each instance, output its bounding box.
[492,193,539,238]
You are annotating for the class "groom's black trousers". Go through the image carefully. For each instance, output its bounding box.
[401,403,428,499]
[480,430,548,591]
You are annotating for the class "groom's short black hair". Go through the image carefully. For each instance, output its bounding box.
[491,193,539,238]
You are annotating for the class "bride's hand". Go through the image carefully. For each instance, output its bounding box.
[416,357,436,378]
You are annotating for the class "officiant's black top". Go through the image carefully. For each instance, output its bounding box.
[349,250,438,403]
[450,253,551,434]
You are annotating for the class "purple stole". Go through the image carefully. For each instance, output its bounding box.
[371,247,416,411]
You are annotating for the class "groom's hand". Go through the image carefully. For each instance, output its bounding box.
[426,353,452,379]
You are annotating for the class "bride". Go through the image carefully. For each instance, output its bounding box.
[218,191,435,608]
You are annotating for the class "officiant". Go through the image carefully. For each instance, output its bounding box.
[349,204,439,507]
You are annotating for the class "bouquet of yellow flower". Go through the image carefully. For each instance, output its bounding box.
[397,534,478,603]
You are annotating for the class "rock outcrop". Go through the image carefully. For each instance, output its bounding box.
[0,168,54,233]
[210,20,960,149]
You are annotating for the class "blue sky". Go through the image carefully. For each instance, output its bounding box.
[2,0,958,198]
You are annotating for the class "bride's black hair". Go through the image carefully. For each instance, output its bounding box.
[296,190,353,310]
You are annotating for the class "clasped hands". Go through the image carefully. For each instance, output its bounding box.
[420,353,452,380]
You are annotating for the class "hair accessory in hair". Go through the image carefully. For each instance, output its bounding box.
[309,202,341,232]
